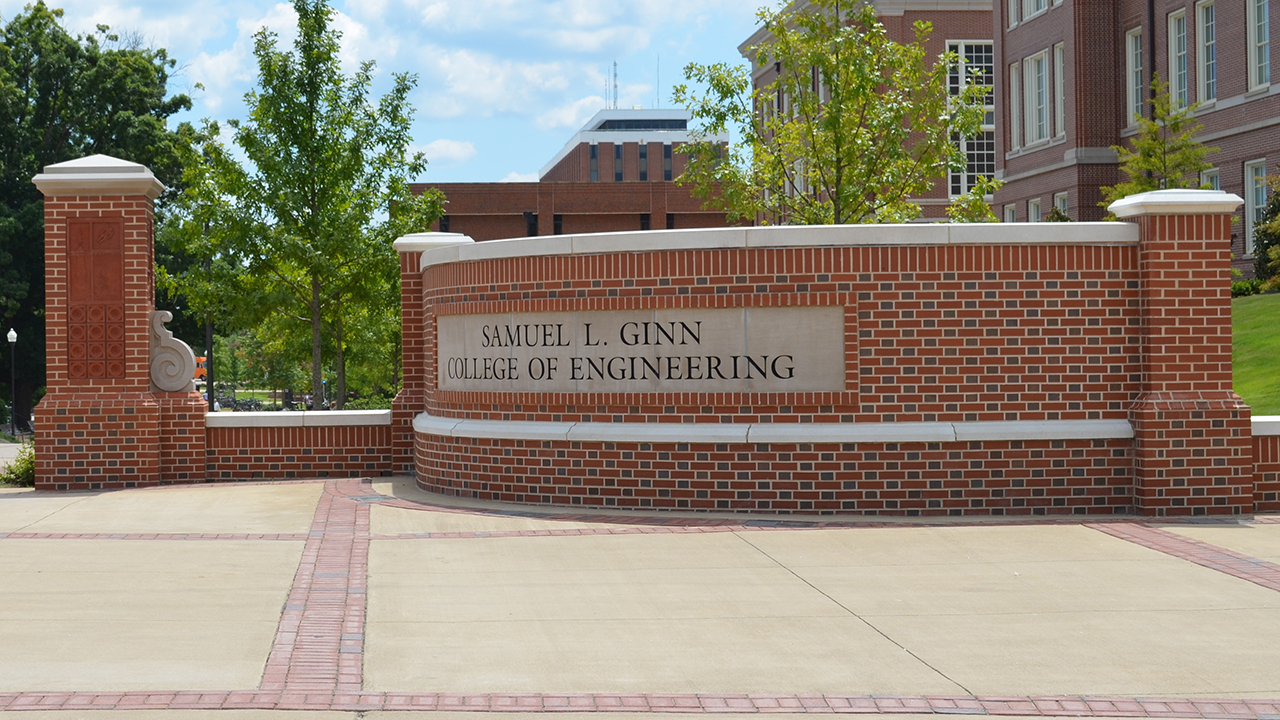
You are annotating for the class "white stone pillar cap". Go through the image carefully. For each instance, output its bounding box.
[1108,189,1243,218]
[392,232,475,253]
[32,154,166,199]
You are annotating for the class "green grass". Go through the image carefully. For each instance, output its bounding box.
[1234,292,1280,415]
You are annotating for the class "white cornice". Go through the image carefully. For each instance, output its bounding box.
[32,154,165,199]
[1108,190,1244,218]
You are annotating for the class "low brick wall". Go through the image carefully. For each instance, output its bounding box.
[205,411,393,480]
[1256,419,1280,513]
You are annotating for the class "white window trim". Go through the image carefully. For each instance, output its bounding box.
[1009,62,1021,150]
[1053,192,1069,214]
[1021,0,1048,22]
[1053,43,1066,138]
[1007,0,1018,28]
[1200,167,1220,190]
[1196,1,1217,105]
[948,41,996,199]
[1248,0,1271,91]
[1004,204,1017,222]
[1125,28,1144,127]
[1023,50,1050,146]
[1168,10,1189,109]
[1028,198,1042,222]
[1245,159,1267,256]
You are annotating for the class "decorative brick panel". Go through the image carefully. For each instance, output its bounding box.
[206,425,392,480]
[36,395,161,490]
[1256,435,1280,513]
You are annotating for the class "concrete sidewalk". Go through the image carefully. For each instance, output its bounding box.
[1,477,1279,718]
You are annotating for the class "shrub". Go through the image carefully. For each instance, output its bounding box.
[0,441,35,487]
[1233,279,1265,297]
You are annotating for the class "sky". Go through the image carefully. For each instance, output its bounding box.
[0,0,766,182]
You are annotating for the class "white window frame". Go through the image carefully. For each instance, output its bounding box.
[1028,198,1042,222]
[1053,192,1069,214]
[1004,204,1017,222]
[1009,62,1021,150]
[1197,1,1217,104]
[1007,0,1018,28]
[1053,43,1066,138]
[948,41,996,198]
[1248,0,1271,90]
[1023,51,1050,145]
[1201,167,1220,190]
[1245,159,1267,255]
[1168,11,1189,108]
[1021,0,1047,22]
[1126,28,1144,126]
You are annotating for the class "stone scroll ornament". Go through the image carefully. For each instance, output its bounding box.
[149,310,197,392]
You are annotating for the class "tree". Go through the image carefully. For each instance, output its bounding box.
[167,0,443,408]
[946,176,1004,223]
[1251,173,1280,284]
[672,0,987,225]
[0,2,191,426]
[1099,75,1215,212]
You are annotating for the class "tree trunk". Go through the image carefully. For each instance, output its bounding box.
[310,275,324,410]
[334,313,346,410]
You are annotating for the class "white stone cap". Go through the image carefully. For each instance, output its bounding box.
[1108,189,1244,218]
[206,409,391,428]
[32,154,166,199]
[1255,416,1280,436]
[392,232,475,253]
[414,412,1137,444]
[417,222,1140,271]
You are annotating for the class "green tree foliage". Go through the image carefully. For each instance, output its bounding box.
[1250,173,1280,284]
[673,0,986,225]
[1099,75,1215,213]
[0,2,191,423]
[167,0,442,408]
[946,176,1004,223]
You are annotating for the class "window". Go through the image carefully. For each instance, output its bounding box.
[614,143,623,182]
[1245,159,1267,255]
[666,213,676,230]
[1009,62,1021,150]
[1053,43,1066,137]
[663,144,673,181]
[1201,168,1220,190]
[1126,28,1144,125]
[1053,192,1069,215]
[1022,0,1046,20]
[640,213,650,231]
[1007,0,1018,28]
[553,214,564,235]
[1028,198,1042,222]
[639,143,648,181]
[1024,51,1049,144]
[1249,0,1271,89]
[949,41,995,196]
[589,143,598,182]
[438,215,450,233]
[1168,11,1188,108]
[1197,2,1217,102]
[1004,204,1017,222]
[524,211,538,237]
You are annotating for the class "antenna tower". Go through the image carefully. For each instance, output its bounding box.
[612,62,618,109]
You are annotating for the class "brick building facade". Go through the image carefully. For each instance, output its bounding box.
[416,110,734,241]
[995,0,1279,276]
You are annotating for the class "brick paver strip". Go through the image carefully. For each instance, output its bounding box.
[4,691,1280,715]
[259,478,369,694]
[1088,523,1280,593]
[0,532,307,540]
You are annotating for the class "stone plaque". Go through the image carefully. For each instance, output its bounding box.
[437,307,847,393]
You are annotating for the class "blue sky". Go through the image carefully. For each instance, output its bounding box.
[1,0,765,182]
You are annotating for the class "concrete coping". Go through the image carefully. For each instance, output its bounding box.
[32,154,166,199]
[413,413,1138,444]
[1108,189,1244,218]
[414,222,1140,271]
[392,232,475,253]
[206,410,391,428]
[1254,416,1280,436]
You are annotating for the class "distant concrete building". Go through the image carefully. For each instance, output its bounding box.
[415,109,735,241]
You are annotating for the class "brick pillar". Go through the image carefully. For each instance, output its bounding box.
[391,233,473,475]
[1111,190,1253,515]
[32,155,204,490]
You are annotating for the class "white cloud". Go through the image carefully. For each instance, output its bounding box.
[536,95,605,130]
[500,171,539,182]
[417,139,476,165]
[418,46,576,118]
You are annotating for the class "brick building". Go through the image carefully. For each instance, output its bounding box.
[415,109,734,241]
[739,0,996,221]
[995,0,1278,275]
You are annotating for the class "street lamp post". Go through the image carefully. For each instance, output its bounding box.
[7,328,15,437]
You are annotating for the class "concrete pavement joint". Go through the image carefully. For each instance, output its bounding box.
[1087,523,1280,593]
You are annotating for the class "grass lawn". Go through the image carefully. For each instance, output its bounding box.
[1234,292,1280,415]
